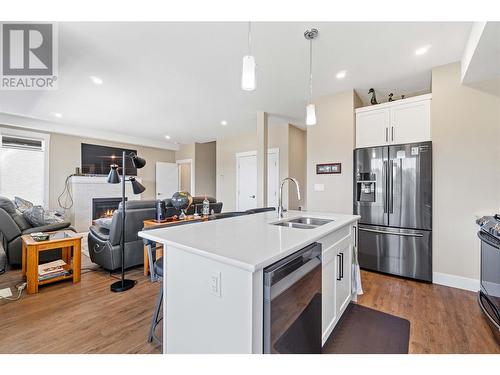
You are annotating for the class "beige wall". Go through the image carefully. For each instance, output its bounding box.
[431,62,500,280]
[195,141,216,198]
[288,125,307,210]
[175,143,195,161]
[216,131,258,211]
[306,90,359,214]
[49,133,176,210]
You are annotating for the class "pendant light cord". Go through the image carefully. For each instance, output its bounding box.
[309,38,313,104]
[247,21,252,55]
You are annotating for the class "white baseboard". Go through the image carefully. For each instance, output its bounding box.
[433,272,480,292]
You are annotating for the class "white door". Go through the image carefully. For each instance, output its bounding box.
[355,108,390,148]
[236,154,257,211]
[156,162,179,200]
[390,100,431,144]
[267,152,279,209]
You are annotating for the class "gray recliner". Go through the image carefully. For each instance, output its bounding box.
[0,197,73,266]
[87,200,156,271]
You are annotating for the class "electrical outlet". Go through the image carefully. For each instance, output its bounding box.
[210,272,221,297]
[0,288,13,298]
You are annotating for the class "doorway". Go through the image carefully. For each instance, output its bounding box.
[236,149,279,211]
[176,159,195,195]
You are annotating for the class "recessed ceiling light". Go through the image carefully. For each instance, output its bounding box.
[415,45,431,56]
[165,135,171,140]
[90,75,103,85]
[336,70,347,79]
[221,120,228,126]
[52,112,62,118]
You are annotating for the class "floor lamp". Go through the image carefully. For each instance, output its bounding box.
[107,151,146,292]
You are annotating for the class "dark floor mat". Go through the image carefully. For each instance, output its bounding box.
[322,303,410,354]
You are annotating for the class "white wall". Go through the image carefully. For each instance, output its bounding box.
[431,62,500,282]
[306,90,361,214]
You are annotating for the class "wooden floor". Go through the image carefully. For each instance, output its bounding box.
[0,255,162,354]
[0,259,498,354]
[357,270,500,354]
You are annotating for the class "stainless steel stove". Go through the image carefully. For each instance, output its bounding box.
[476,214,500,344]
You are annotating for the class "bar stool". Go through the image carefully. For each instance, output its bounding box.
[146,240,163,345]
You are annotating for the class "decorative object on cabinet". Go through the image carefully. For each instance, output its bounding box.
[304,28,319,126]
[401,95,405,99]
[388,93,394,102]
[368,88,378,105]
[316,163,341,174]
[170,191,193,220]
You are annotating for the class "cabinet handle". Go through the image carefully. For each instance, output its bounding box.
[340,252,344,279]
[336,254,341,281]
[391,126,394,141]
[385,127,388,142]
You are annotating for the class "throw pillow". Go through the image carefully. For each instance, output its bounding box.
[23,206,65,227]
[14,196,34,213]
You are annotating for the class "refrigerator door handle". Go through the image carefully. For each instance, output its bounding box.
[382,160,388,213]
[389,160,394,213]
[359,227,424,238]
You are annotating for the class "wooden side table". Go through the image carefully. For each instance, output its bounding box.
[21,230,83,294]
[142,216,204,276]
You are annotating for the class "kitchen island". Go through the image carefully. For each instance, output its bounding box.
[138,210,360,353]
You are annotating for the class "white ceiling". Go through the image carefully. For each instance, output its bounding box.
[0,22,472,148]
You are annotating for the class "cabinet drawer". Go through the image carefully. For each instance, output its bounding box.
[318,225,351,251]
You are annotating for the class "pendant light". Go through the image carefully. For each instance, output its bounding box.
[241,22,256,91]
[304,28,318,126]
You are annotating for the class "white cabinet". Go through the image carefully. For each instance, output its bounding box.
[355,94,431,148]
[319,225,355,345]
[355,108,390,148]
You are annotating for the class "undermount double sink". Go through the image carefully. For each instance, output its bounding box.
[272,217,334,229]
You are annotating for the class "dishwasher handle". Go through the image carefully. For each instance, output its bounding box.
[264,243,322,287]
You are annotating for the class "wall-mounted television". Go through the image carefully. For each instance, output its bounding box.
[81,143,138,176]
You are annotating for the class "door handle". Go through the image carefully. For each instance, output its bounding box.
[382,160,388,213]
[157,192,161,196]
[385,127,388,142]
[336,254,341,281]
[389,160,394,214]
[250,195,256,198]
[358,227,424,237]
[340,252,344,279]
[391,126,394,141]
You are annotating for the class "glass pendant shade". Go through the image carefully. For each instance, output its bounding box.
[129,177,146,194]
[107,164,120,184]
[241,55,256,91]
[306,104,317,126]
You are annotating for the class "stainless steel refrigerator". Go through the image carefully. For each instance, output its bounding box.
[353,141,432,282]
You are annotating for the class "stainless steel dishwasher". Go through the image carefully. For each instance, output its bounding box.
[263,242,322,354]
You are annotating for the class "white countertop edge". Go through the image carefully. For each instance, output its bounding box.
[138,214,360,272]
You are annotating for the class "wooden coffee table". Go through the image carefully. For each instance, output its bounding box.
[21,230,83,294]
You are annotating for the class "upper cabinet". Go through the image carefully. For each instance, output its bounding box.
[355,94,431,148]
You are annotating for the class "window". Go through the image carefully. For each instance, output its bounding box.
[0,128,49,207]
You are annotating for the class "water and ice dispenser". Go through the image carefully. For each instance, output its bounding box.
[355,172,376,202]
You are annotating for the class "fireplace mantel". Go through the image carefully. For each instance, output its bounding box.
[69,175,142,232]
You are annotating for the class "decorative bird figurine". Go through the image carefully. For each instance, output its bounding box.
[388,93,394,102]
[368,88,378,105]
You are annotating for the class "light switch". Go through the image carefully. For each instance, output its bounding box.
[314,184,325,192]
[210,272,221,297]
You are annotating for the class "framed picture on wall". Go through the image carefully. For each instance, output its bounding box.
[316,163,341,174]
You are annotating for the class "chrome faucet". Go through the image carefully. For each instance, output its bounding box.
[278,177,301,218]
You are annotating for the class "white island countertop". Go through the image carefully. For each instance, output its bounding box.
[138,210,360,272]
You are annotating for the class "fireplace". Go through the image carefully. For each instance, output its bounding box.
[92,197,127,220]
